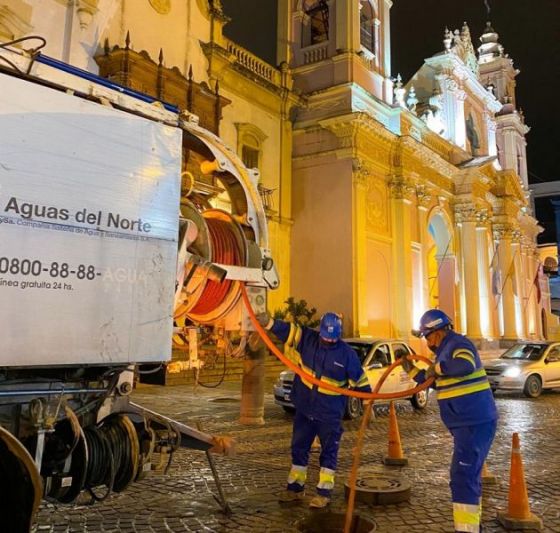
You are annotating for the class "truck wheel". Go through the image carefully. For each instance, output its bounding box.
[344,397,363,420]
[523,375,543,398]
[282,406,295,414]
[410,390,428,410]
[0,427,42,532]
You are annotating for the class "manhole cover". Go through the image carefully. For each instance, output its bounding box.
[344,473,411,505]
[294,511,376,533]
[208,397,240,403]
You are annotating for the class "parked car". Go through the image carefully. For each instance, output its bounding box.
[484,342,560,398]
[273,338,429,419]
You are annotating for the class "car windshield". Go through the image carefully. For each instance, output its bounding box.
[500,344,547,361]
[347,342,372,364]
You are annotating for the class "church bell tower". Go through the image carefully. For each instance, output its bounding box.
[478,22,530,189]
[277,0,393,104]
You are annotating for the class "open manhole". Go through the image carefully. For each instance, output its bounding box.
[208,397,240,403]
[344,473,411,505]
[294,512,376,533]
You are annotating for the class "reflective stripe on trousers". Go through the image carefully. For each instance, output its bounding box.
[287,464,307,490]
[453,502,481,532]
[317,467,335,491]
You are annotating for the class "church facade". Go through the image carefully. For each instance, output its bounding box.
[1,0,555,346]
[279,1,554,347]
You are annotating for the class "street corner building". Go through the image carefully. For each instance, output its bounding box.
[3,0,555,354]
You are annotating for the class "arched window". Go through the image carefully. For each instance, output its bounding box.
[236,123,267,172]
[303,0,329,46]
[360,1,376,54]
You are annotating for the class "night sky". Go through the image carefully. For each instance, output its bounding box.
[222,0,560,184]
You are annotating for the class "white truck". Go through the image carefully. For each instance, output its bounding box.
[0,37,277,531]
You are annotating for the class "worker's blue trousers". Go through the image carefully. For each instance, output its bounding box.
[287,411,343,497]
[449,420,497,505]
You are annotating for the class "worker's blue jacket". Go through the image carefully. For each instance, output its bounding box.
[409,330,498,428]
[270,320,371,423]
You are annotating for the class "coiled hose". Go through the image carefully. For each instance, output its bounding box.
[83,415,138,502]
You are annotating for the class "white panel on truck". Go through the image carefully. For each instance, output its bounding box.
[0,73,182,366]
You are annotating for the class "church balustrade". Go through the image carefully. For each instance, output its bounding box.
[302,41,329,64]
[225,39,281,85]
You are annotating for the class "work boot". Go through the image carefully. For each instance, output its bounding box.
[309,495,330,508]
[278,490,305,503]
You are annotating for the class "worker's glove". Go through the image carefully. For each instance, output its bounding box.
[255,312,273,329]
[424,363,440,380]
[399,356,415,373]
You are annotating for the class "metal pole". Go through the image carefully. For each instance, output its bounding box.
[196,421,232,516]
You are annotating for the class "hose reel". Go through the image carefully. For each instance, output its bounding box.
[174,204,248,326]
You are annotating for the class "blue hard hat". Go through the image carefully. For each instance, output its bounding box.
[417,309,452,337]
[319,312,342,341]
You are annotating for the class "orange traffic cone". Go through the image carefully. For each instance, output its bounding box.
[497,433,543,530]
[481,461,497,485]
[383,402,408,466]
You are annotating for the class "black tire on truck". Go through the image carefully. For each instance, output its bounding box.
[0,427,42,532]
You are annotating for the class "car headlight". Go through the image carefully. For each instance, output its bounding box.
[502,366,522,378]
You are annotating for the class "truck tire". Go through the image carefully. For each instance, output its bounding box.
[523,375,543,398]
[0,427,42,532]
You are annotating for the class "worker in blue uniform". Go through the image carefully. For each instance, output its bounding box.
[257,311,371,509]
[401,309,498,533]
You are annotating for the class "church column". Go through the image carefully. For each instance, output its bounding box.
[501,127,518,171]
[495,224,517,339]
[352,161,369,336]
[416,186,432,321]
[335,0,360,53]
[522,243,537,338]
[531,250,544,339]
[390,177,414,338]
[476,215,496,338]
[437,75,467,150]
[380,0,393,103]
[512,234,526,338]
[518,139,529,189]
[276,0,292,65]
[484,112,498,160]
[456,203,482,338]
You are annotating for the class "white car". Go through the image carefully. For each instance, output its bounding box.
[273,338,429,419]
[484,342,560,398]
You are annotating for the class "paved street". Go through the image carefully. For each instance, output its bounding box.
[34,383,560,532]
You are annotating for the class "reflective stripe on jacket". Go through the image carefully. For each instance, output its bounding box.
[408,331,498,428]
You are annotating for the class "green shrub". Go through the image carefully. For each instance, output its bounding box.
[273,297,320,328]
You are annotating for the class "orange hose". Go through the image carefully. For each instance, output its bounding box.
[240,285,433,400]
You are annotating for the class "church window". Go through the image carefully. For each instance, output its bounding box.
[360,1,376,54]
[236,124,267,173]
[242,145,259,169]
[303,0,329,45]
